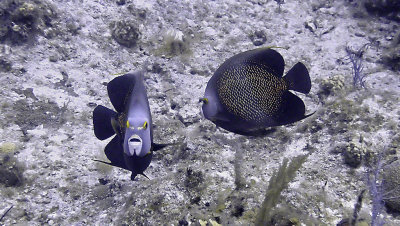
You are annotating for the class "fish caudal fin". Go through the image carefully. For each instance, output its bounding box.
[284,62,311,94]
[93,105,117,140]
[275,91,309,125]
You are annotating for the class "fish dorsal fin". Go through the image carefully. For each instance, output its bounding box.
[237,48,285,77]
[107,73,137,113]
[253,48,285,77]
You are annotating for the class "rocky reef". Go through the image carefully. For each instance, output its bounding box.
[0,0,399,225]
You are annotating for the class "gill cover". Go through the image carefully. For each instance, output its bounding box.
[201,82,219,120]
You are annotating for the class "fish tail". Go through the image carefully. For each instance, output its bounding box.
[93,105,117,140]
[284,62,311,94]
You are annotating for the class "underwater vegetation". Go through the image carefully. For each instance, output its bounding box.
[155,30,192,59]
[0,205,13,222]
[382,32,400,72]
[0,57,12,72]
[110,20,140,48]
[382,160,400,213]
[0,0,57,44]
[249,31,267,46]
[0,143,24,187]
[345,44,369,89]
[348,136,400,226]
[10,97,68,137]
[255,155,307,225]
[366,153,386,226]
[274,0,285,12]
[364,0,400,21]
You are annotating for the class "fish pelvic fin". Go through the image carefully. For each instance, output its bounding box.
[284,62,311,94]
[141,173,150,180]
[274,91,310,125]
[93,159,118,167]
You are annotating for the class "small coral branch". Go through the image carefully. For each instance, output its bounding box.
[255,155,308,226]
[345,44,369,89]
[351,189,366,226]
[366,152,386,226]
[0,205,13,222]
[234,145,245,189]
[274,0,285,12]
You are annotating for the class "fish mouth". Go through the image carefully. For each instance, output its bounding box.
[129,138,141,143]
[127,135,143,156]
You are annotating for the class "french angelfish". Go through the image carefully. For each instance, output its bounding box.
[201,48,313,135]
[92,71,167,180]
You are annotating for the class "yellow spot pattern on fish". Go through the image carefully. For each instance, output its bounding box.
[217,63,288,122]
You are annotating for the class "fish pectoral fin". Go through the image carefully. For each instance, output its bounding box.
[93,105,117,140]
[152,143,169,152]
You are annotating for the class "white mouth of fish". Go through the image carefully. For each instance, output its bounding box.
[127,135,143,156]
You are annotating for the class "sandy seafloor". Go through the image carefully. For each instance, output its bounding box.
[0,0,400,225]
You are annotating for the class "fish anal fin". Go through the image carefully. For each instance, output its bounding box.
[274,91,309,126]
[93,105,117,140]
[130,172,138,181]
[104,136,128,170]
[284,62,311,94]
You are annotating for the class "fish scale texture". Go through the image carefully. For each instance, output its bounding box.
[217,63,287,122]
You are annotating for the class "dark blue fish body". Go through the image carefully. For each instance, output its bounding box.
[93,71,165,180]
[202,48,312,135]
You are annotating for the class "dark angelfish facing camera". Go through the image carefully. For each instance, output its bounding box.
[92,71,167,180]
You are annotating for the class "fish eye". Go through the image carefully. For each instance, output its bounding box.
[199,98,208,104]
[138,121,148,130]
